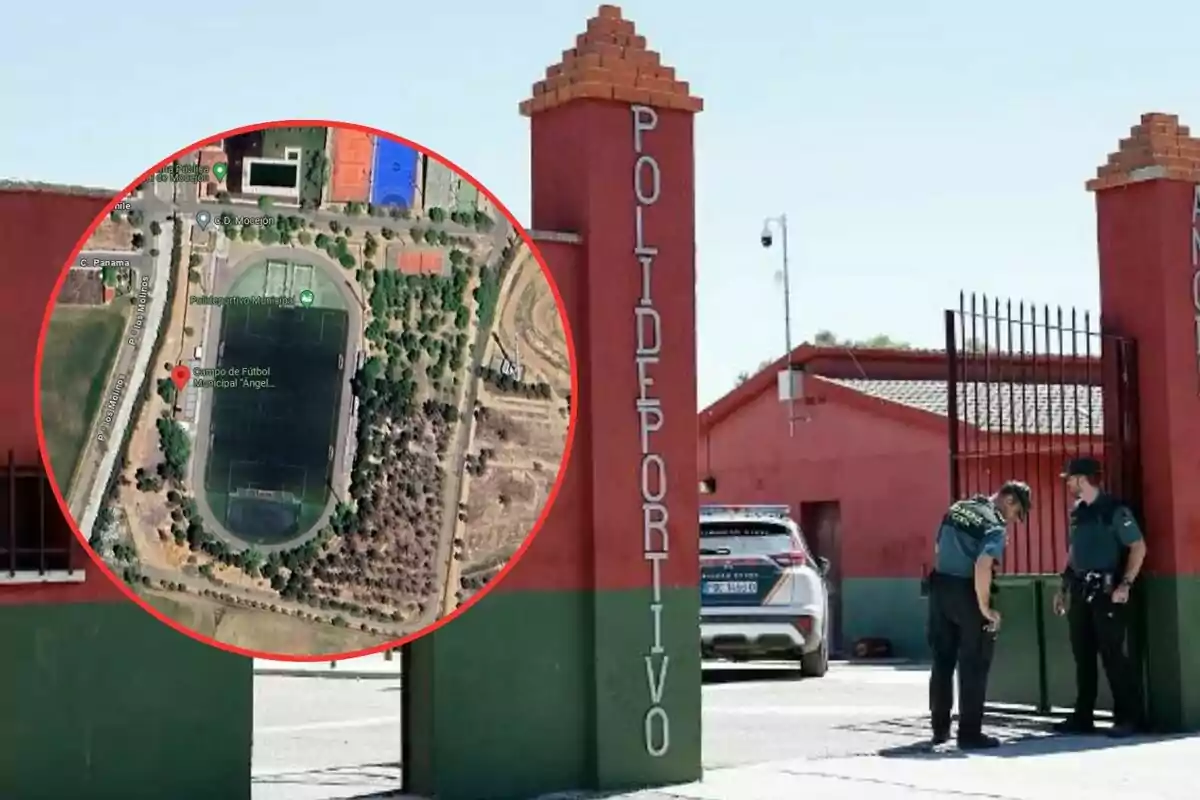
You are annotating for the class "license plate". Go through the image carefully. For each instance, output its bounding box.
[703,580,757,595]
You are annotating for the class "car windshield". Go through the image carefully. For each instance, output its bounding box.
[699,520,794,556]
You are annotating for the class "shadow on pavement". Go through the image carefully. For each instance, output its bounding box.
[253,762,402,788]
[702,666,803,685]
[869,712,1195,760]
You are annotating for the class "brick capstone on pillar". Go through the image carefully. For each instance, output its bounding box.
[1087,112,1200,191]
[518,4,704,116]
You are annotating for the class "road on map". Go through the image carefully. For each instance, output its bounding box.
[426,236,520,625]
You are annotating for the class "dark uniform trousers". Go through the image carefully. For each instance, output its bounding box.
[927,572,995,738]
[1066,578,1139,724]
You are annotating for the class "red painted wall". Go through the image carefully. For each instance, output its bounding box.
[700,384,1095,578]
[0,185,123,604]
[1096,179,1200,575]
[504,98,699,594]
[700,386,947,579]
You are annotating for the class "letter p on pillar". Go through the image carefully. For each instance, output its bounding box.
[633,105,658,154]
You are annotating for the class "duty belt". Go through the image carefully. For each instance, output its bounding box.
[1079,571,1114,603]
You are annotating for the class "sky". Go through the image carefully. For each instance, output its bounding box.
[2,1,1197,408]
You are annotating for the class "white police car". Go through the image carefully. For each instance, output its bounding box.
[699,504,831,676]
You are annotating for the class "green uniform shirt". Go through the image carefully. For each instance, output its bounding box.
[1068,493,1143,573]
[934,496,1007,578]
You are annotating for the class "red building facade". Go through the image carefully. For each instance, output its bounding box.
[698,346,1102,657]
[0,182,252,799]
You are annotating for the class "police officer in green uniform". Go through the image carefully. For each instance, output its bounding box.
[1052,457,1147,738]
[927,481,1031,749]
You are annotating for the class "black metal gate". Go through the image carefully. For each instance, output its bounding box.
[945,292,1140,574]
[944,292,1143,714]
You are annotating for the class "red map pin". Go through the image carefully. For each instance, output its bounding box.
[170,364,192,392]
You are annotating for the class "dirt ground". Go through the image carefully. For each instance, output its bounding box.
[120,229,208,574]
[58,270,105,305]
[85,218,136,251]
[463,246,571,571]
[139,588,387,655]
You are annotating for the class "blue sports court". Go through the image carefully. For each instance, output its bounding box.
[371,137,418,208]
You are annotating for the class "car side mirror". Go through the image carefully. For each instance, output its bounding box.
[816,556,831,575]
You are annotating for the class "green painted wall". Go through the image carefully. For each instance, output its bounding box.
[405,587,701,800]
[0,601,253,800]
[841,578,927,659]
[987,574,1200,732]
[1143,574,1200,731]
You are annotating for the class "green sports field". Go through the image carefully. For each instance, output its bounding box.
[203,268,348,545]
[40,305,128,484]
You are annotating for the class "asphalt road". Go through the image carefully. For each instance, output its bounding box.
[253,675,401,800]
[249,661,938,800]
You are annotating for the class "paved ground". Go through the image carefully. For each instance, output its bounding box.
[252,675,401,800]
[251,660,1198,799]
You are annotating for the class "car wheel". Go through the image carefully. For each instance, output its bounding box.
[800,640,828,677]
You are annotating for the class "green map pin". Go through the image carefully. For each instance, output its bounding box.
[211,162,229,181]
[299,289,315,307]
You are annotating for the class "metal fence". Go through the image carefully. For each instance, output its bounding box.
[0,451,76,578]
[945,292,1140,574]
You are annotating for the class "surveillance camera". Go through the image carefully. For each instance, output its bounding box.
[760,230,773,248]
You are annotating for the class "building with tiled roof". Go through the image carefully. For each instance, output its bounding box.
[698,343,1106,659]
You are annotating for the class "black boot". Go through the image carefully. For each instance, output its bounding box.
[957,733,1001,750]
[1052,716,1096,735]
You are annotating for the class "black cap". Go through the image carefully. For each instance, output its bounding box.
[1061,456,1102,479]
[999,480,1032,514]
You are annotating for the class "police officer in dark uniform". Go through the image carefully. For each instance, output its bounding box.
[1052,457,1147,738]
[927,481,1031,749]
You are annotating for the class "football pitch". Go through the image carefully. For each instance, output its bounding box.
[203,298,349,545]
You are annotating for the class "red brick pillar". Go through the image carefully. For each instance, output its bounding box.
[404,6,705,798]
[1090,112,1200,730]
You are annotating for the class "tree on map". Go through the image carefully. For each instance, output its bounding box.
[149,221,162,236]
[216,191,231,203]
[241,226,258,242]
[427,207,446,223]
[473,210,493,232]
[424,229,439,246]
[258,226,280,246]
[257,196,273,210]
[156,378,177,405]
[363,235,378,259]
[241,548,265,577]
[155,418,191,483]
[346,202,362,216]
[132,232,145,249]
[339,252,356,269]
[380,227,395,240]
[127,209,145,227]
[410,227,424,243]
[329,220,341,233]
[297,231,313,246]
[188,253,202,268]
[149,248,160,258]
[448,249,465,267]
[188,269,201,284]
[313,232,330,250]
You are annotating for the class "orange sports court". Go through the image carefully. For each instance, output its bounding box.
[329,127,374,203]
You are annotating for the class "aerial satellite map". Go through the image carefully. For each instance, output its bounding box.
[36,122,574,657]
